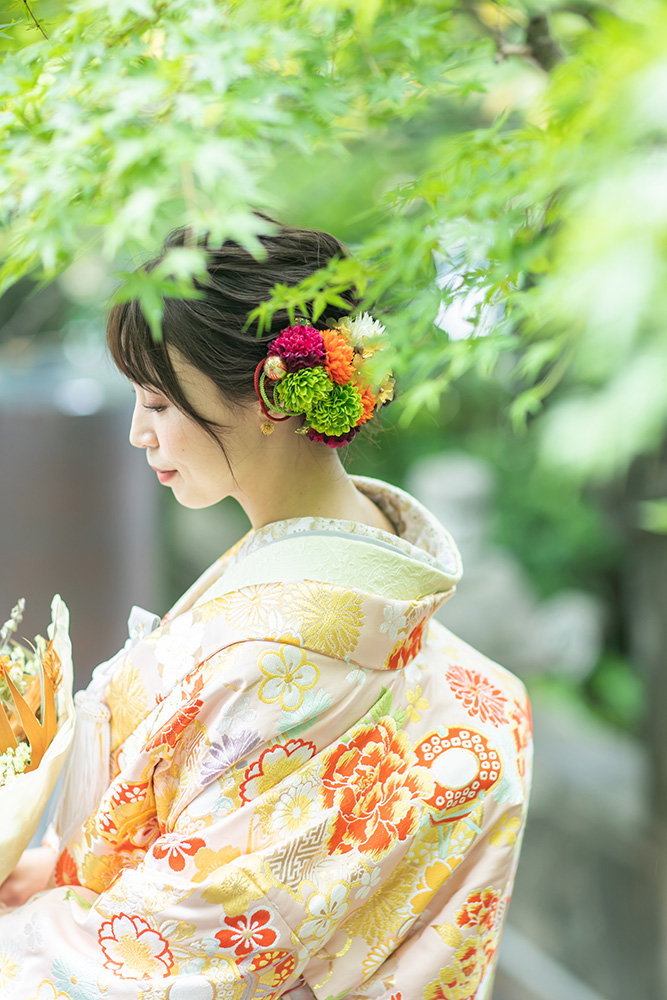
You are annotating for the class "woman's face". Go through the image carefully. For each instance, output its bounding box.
[128,354,257,509]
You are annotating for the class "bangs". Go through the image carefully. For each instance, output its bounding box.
[106,296,225,442]
[106,298,177,400]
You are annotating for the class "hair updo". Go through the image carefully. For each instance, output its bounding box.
[106,211,361,440]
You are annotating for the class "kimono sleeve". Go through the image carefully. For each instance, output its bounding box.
[0,637,381,1000]
[350,719,534,1000]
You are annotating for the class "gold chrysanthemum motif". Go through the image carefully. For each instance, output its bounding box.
[342,862,417,944]
[107,660,149,751]
[218,584,285,632]
[286,585,364,658]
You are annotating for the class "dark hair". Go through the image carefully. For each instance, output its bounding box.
[106,211,361,442]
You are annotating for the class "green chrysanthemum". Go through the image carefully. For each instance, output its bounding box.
[275,366,332,413]
[307,382,364,435]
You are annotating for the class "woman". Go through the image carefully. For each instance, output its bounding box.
[0,216,532,1000]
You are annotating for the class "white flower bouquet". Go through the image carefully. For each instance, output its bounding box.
[0,595,74,885]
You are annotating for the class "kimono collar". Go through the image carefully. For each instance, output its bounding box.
[162,477,463,674]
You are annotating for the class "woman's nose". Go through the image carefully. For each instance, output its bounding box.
[128,402,157,450]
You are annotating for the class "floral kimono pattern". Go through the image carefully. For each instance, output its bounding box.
[0,476,532,1000]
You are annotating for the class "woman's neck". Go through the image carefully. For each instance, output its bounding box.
[231,434,396,535]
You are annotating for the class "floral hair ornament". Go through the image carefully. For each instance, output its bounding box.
[254,313,395,447]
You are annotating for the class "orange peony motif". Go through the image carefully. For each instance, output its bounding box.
[322,716,432,859]
[424,934,488,1000]
[455,887,501,934]
[96,777,159,851]
[80,847,147,894]
[321,328,355,384]
[143,676,204,753]
[386,619,426,671]
[445,663,508,726]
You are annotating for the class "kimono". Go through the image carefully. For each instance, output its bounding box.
[0,475,532,1000]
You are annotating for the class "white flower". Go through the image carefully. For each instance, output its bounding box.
[379,604,406,641]
[273,777,320,835]
[0,743,31,785]
[214,696,257,740]
[403,658,424,686]
[345,666,367,687]
[343,312,386,348]
[354,865,382,900]
[155,613,205,687]
[259,646,318,711]
[23,914,43,951]
[298,882,349,940]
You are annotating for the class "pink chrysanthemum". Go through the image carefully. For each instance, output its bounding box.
[268,325,326,372]
[306,426,361,448]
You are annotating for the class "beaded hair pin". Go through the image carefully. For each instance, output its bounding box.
[253,312,395,448]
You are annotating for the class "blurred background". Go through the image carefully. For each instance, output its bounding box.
[1,0,665,998]
[1,248,660,1000]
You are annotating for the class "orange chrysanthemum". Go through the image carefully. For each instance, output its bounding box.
[321,328,355,385]
[357,385,376,425]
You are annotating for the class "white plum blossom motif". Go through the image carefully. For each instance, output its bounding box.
[379,605,407,642]
[23,914,43,951]
[213,696,257,740]
[259,646,318,711]
[154,612,205,688]
[354,865,383,900]
[404,656,424,687]
[187,780,236,821]
[298,882,350,941]
[345,665,367,687]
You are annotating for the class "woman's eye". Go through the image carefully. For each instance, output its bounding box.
[143,404,166,413]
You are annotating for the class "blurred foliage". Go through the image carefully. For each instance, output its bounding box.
[1,0,656,736]
[1,0,665,488]
[529,653,646,734]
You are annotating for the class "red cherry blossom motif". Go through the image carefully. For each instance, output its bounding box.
[414,726,502,824]
[151,834,205,872]
[215,908,278,958]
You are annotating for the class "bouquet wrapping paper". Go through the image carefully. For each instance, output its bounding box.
[0,595,74,885]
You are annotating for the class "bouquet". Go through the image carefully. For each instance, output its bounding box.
[0,595,74,885]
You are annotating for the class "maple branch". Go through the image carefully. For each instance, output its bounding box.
[22,0,48,40]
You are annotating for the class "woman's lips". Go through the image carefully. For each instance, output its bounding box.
[151,468,177,485]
